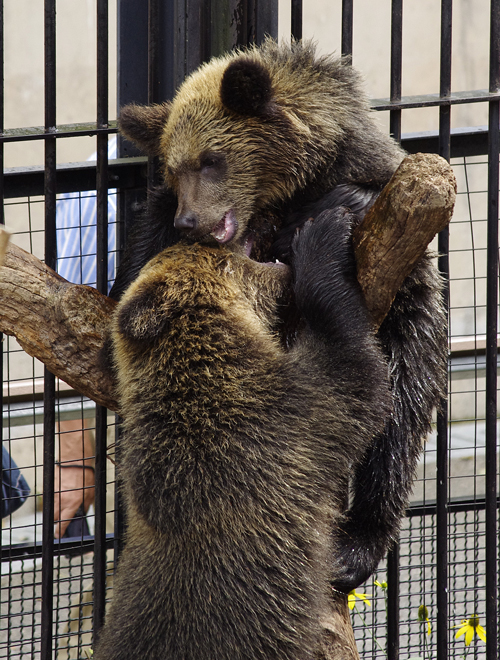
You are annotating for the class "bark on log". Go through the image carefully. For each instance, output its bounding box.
[354,152,456,327]
[0,228,117,410]
[0,153,456,413]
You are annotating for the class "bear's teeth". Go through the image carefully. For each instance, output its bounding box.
[243,234,254,257]
[211,210,237,244]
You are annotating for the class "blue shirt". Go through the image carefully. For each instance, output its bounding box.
[56,137,117,293]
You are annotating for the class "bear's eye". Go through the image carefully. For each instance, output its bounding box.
[200,156,217,169]
[199,152,226,174]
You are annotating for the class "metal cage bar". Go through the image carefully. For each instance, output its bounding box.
[485,2,500,658]
[436,2,452,659]
[41,1,57,658]
[386,4,404,657]
[389,0,402,142]
[93,0,110,644]
[291,0,302,41]
[341,0,353,58]
[0,0,4,548]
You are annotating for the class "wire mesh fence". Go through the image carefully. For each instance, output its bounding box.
[1,1,499,659]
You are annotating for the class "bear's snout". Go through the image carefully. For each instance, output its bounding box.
[174,210,198,232]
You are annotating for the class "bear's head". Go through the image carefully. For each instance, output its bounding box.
[118,41,366,256]
[114,243,292,348]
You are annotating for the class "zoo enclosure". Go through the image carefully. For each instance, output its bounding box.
[0,1,499,659]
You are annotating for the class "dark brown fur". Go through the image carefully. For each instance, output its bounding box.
[111,39,447,592]
[95,211,390,660]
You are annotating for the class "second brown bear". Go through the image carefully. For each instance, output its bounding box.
[95,210,390,660]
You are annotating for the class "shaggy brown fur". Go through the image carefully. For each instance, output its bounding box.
[116,39,404,259]
[111,39,447,593]
[95,210,390,660]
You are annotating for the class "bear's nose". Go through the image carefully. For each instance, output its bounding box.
[174,212,198,232]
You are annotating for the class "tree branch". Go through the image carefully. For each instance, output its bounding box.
[354,152,456,327]
[0,229,117,411]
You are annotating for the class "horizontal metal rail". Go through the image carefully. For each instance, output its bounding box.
[3,495,497,563]
[371,88,500,111]
[3,156,147,198]
[0,121,117,143]
[1,534,115,562]
[0,89,495,145]
[408,495,500,517]
[0,126,491,200]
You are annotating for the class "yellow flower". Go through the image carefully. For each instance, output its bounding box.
[347,590,371,610]
[454,615,486,646]
[417,605,431,636]
[374,580,388,591]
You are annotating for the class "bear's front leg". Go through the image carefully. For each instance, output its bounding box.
[291,207,376,353]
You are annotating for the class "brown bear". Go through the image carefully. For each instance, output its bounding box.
[94,210,391,660]
[111,39,447,592]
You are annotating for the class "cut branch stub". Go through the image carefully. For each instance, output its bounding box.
[0,227,10,266]
[353,152,456,328]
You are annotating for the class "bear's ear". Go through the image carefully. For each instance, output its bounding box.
[117,284,173,341]
[220,58,276,117]
[118,103,171,156]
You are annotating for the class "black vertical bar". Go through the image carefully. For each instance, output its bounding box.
[386,545,400,660]
[41,370,55,660]
[439,0,452,161]
[173,0,186,90]
[291,0,302,40]
[93,405,108,639]
[186,0,209,73]
[117,0,148,157]
[147,0,161,189]
[96,0,108,295]
[245,0,256,43]
[200,0,213,59]
[386,4,403,651]
[148,0,160,106]
[42,1,56,659]
[341,0,353,58]
[390,0,402,142]
[232,0,248,48]
[435,398,449,660]
[211,0,238,57]
[436,3,452,660]
[485,2,499,659]
[94,0,109,643]
[254,0,278,43]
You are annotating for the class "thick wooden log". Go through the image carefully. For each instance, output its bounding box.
[0,229,117,410]
[354,152,456,327]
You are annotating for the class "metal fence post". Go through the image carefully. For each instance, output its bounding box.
[485,2,499,657]
[41,1,57,658]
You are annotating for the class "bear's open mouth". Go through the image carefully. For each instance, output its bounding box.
[210,211,254,258]
[211,210,238,245]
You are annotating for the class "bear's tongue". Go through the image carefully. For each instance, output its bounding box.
[211,210,237,244]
